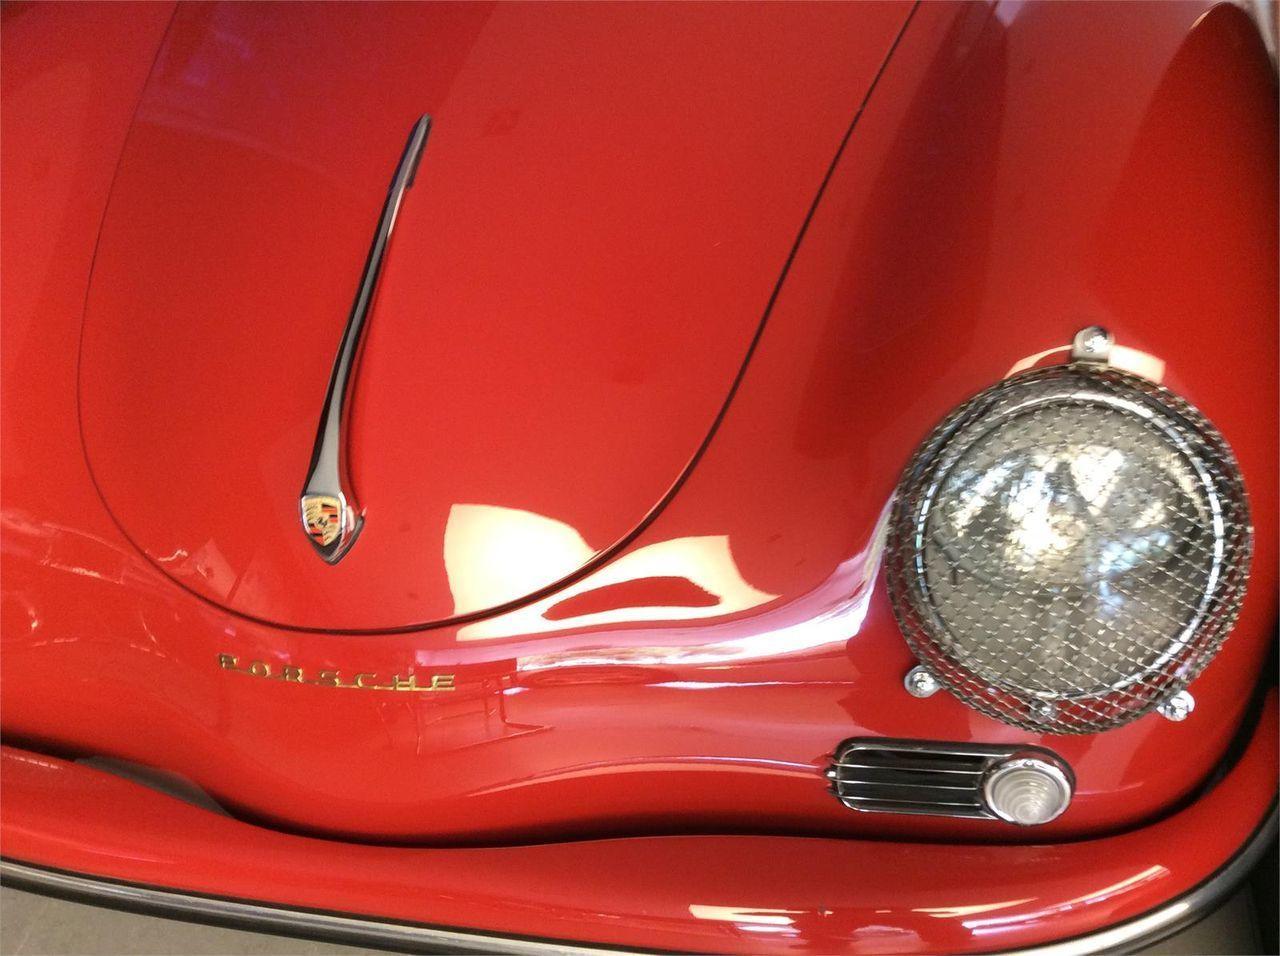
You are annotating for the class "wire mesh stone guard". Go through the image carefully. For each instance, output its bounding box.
[885,363,1252,734]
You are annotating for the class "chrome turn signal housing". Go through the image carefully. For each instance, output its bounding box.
[828,739,1073,825]
[885,352,1251,734]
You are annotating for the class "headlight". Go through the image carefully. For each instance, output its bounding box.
[886,349,1251,734]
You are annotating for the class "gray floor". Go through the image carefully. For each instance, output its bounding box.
[1134,885,1263,954]
[0,883,1263,955]
[0,889,379,956]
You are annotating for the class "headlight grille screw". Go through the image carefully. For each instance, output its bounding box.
[1071,325,1113,363]
[1157,690,1195,722]
[904,666,941,698]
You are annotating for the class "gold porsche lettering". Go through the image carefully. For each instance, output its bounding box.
[217,654,455,693]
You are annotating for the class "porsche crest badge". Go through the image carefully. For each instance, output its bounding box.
[301,494,344,548]
[300,491,362,563]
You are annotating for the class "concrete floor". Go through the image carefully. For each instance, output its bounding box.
[0,889,379,956]
[0,882,1263,955]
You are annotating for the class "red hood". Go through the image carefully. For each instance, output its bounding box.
[79,2,910,631]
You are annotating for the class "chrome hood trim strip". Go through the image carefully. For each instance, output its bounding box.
[300,114,431,564]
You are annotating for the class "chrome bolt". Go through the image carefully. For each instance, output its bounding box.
[1071,325,1113,364]
[1157,690,1195,722]
[1031,699,1057,722]
[904,666,941,698]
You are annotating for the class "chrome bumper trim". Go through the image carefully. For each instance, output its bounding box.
[1,804,1273,955]
[0,858,644,955]
[1005,803,1276,955]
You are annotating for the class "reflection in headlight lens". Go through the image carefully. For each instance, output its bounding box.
[888,365,1250,733]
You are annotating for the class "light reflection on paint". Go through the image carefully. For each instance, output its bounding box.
[444,504,595,617]
[1004,343,1165,382]
[512,501,890,670]
[452,510,780,641]
[651,680,853,690]
[688,905,804,926]
[964,865,1168,935]
[914,898,1035,918]
[471,755,812,797]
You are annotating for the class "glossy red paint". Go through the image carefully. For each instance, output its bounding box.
[77,1,912,631]
[1,694,1275,954]
[1,0,1276,920]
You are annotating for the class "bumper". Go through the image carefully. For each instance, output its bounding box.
[1,693,1274,955]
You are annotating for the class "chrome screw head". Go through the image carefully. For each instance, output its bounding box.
[1157,690,1195,722]
[1032,699,1057,722]
[1071,325,1113,364]
[904,666,941,698]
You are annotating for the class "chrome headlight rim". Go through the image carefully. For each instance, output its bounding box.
[886,362,1252,735]
[911,380,1225,700]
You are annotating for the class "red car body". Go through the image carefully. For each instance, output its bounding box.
[1,2,1276,953]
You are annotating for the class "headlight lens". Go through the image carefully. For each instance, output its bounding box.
[886,363,1251,734]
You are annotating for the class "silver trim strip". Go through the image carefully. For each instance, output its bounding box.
[0,859,627,956]
[1,806,1273,956]
[300,114,431,564]
[1007,805,1276,955]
